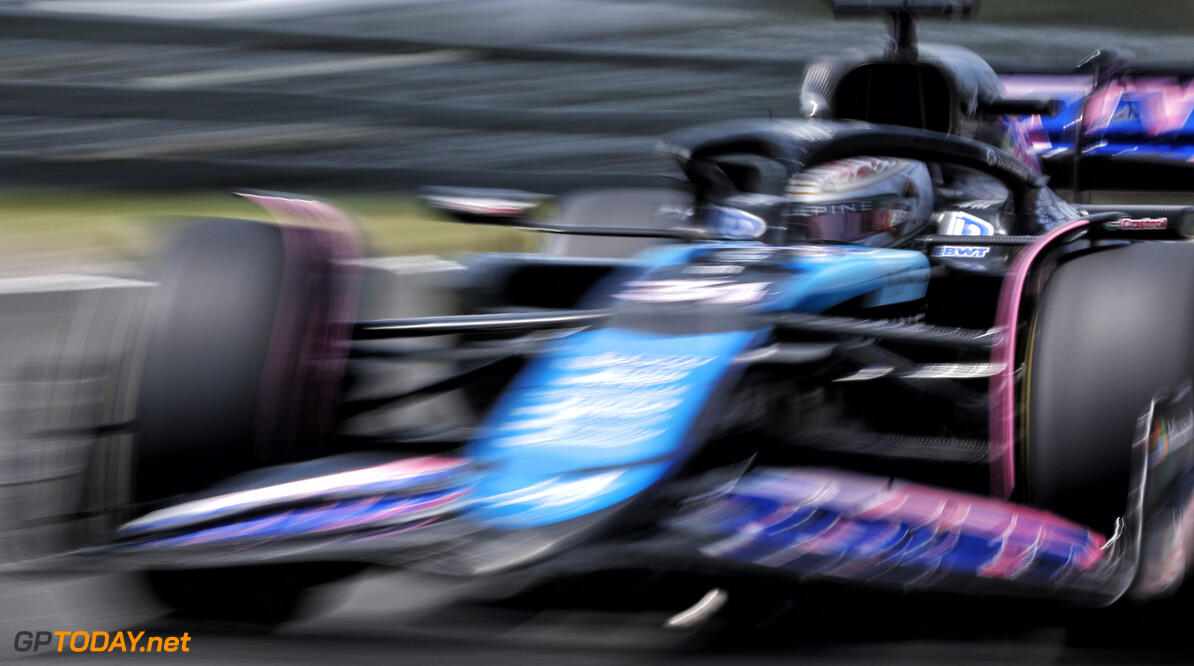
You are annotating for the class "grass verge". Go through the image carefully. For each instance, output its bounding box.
[0,189,537,276]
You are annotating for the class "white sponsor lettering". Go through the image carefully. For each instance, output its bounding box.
[684,265,745,275]
[554,367,693,388]
[485,471,626,508]
[954,199,1005,211]
[510,395,681,420]
[556,353,713,372]
[1168,411,1194,456]
[711,248,777,264]
[932,246,991,258]
[788,200,877,216]
[615,280,771,305]
[491,353,713,448]
[493,423,665,448]
[1105,217,1167,231]
[524,385,688,402]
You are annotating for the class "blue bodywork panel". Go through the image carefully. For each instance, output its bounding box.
[464,242,929,529]
[465,327,755,529]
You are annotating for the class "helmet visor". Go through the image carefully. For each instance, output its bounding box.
[796,196,912,242]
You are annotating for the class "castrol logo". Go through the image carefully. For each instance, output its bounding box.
[1104,217,1167,231]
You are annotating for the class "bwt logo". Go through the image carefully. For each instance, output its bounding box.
[932,245,990,258]
[13,630,191,653]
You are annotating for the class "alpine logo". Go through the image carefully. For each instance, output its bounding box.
[1104,217,1167,231]
[936,211,995,237]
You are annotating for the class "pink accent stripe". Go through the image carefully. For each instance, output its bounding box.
[311,487,471,533]
[989,219,1091,498]
[708,469,1109,582]
[239,193,365,448]
[121,456,469,532]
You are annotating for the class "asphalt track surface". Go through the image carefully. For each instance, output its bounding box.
[4,1,1194,663]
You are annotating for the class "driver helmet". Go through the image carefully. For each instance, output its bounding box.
[784,157,934,246]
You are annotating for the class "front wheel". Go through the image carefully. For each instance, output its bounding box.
[123,216,362,625]
[1024,242,1194,535]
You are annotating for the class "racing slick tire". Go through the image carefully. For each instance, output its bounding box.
[1024,242,1194,536]
[134,217,352,501]
[127,217,361,626]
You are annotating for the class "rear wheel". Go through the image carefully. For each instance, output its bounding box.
[1025,243,1194,535]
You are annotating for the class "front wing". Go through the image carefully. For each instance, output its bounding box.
[20,392,1194,610]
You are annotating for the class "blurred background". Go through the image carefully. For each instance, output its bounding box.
[0,0,1191,271]
[1,0,1194,662]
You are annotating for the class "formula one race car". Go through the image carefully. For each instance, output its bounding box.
[17,0,1194,637]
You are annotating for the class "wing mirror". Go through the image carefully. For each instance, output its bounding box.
[419,186,551,225]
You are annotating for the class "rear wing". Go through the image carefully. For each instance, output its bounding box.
[999,68,1194,192]
[832,0,978,16]
[823,3,1194,193]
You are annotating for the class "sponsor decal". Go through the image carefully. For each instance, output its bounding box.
[684,264,744,275]
[710,205,768,240]
[1149,409,1194,468]
[494,420,665,449]
[782,195,912,235]
[615,279,771,305]
[509,394,680,423]
[932,246,991,258]
[976,146,1034,180]
[704,247,778,264]
[953,199,1005,211]
[551,355,712,389]
[555,352,713,372]
[490,353,714,449]
[13,631,190,654]
[483,472,626,509]
[1104,217,1167,231]
[786,200,878,217]
[936,211,995,237]
[470,327,753,528]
